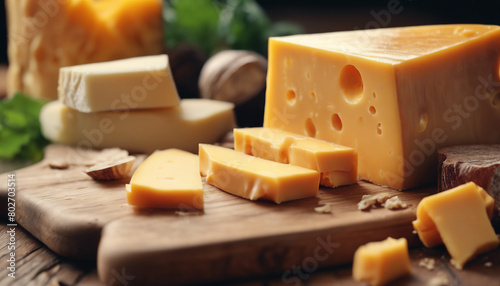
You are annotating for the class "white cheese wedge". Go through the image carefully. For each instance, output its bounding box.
[58,55,179,112]
[40,99,235,153]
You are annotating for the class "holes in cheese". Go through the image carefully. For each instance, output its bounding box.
[305,118,317,137]
[418,113,428,132]
[339,64,364,104]
[286,89,296,105]
[331,113,343,131]
[369,105,377,115]
[233,127,358,188]
[376,123,383,136]
[199,144,319,204]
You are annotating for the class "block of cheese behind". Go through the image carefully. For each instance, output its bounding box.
[352,237,411,286]
[234,127,357,187]
[264,24,500,190]
[58,55,179,112]
[126,149,203,210]
[6,0,163,99]
[412,182,499,269]
[438,145,500,220]
[199,144,319,204]
[40,99,235,154]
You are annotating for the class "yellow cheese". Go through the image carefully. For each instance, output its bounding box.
[6,0,163,99]
[352,237,411,286]
[234,127,357,187]
[126,149,203,209]
[58,55,179,112]
[199,144,319,204]
[263,24,500,190]
[40,99,235,153]
[412,182,499,269]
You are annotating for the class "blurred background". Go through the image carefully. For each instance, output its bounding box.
[1,0,500,65]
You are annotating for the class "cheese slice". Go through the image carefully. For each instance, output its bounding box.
[126,149,203,209]
[6,0,163,99]
[352,237,411,286]
[412,182,499,269]
[58,55,179,112]
[234,127,357,187]
[264,24,500,189]
[199,144,319,204]
[40,99,235,154]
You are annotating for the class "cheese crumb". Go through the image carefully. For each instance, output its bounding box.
[484,262,493,267]
[357,193,392,211]
[428,272,450,286]
[419,257,435,270]
[314,204,332,213]
[384,196,408,210]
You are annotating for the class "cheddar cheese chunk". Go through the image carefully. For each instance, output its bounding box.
[352,237,411,286]
[126,149,203,209]
[234,127,357,187]
[264,24,500,190]
[6,0,163,99]
[199,144,319,204]
[40,99,235,154]
[412,182,499,269]
[58,55,180,112]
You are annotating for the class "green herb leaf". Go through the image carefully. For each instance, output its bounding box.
[0,93,50,162]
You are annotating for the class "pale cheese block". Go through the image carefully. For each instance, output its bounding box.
[264,24,500,190]
[412,182,499,269]
[58,55,180,112]
[352,237,411,286]
[126,149,203,210]
[6,0,163,99]
[40,99,235,154]
[199,144,319,204]
[234,127,357,187]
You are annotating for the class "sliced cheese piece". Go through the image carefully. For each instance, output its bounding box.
[352,237,411,286]
[263,24,500,190]
[412,182,499,269]
[58,55,179,112]
[126,149,203,209]
[6,0,163,99]
[199,144,319,204]
[234,127,357,187]
[40,99,235,154]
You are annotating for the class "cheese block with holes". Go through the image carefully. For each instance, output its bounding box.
[264,24,500,189]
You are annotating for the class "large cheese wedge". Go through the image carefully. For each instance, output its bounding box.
[58,55,179,112]
[199,144,319,204]
[40,99,235,154]
[234,127,357,187]
[412,182,499,269]
[352,237,411,286]
[264,24,500,189]
[126,149,203,210]
[6,0,163,99]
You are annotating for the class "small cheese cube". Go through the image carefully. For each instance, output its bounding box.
[58,55,180,112]
[126,149,203,209]
[234,127,357,187]
[40,99,235,154]
[352,237,411,286]
[412,182,499,269]
[199,144,319,204]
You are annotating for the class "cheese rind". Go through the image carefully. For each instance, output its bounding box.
[58,55,180,112]
[412,182,499,269]
[126,149,203,209]
[6,0,163,99]
[352,237,411,286]
[199,144,319,204]
[234,127,357,187]
[40,99,235,154]
[263,24,500,189]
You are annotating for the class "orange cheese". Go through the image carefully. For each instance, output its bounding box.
[264,24,500,189]
[234,127,357,187]
[199,144,319,204]
[6,0,163,99]
[352,237,411,286]
[412,182,499,269]
[126,149,203,210]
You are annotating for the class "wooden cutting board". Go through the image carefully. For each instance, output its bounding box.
[0,144,434,285]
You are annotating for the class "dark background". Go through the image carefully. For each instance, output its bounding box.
[1,0,500,65]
